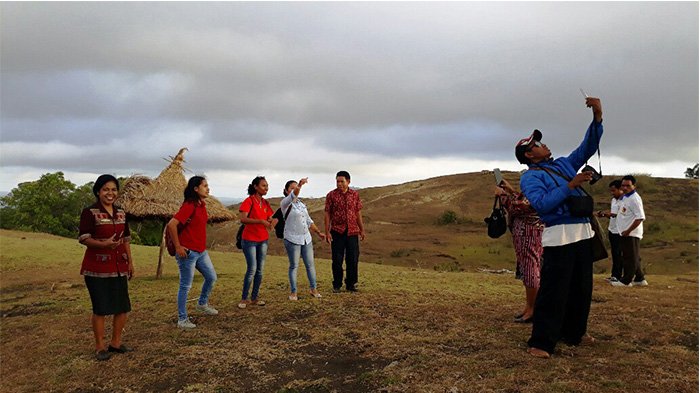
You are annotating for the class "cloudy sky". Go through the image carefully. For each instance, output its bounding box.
[1,2,697,199]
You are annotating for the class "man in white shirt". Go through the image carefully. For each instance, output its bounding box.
[614,175,647,286]
[596,180,624,282]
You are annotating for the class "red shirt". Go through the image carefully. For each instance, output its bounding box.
[173,200,208,252]
[240,196,273,242]
[325,188,363,236]
[79,203,131,277]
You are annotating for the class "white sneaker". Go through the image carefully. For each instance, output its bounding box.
[196,304,219,315]
[177,318,196,329]
[631,280,649,286]
[610,281,631,287]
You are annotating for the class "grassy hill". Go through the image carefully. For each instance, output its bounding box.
[209,172,699,275]
[1,229,697,392]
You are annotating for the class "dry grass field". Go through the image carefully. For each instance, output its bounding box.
[1,227,698,393]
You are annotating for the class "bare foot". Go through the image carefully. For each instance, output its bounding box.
[580,334,596,346]
[527,347,550,359]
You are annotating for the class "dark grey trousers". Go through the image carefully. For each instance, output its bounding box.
[620,236,644,285]
[330,230,360,290]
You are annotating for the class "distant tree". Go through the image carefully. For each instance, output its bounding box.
[0,172,91,237]
[685,164,699,179]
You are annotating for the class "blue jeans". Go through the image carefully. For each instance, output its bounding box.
[241,239,268,301]
[284,239,318,293]
[176,250,217,321]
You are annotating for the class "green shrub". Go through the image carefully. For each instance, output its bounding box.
[436,210,459,225]
[390,249,411,258]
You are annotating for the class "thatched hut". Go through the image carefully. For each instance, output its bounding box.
[117,148,236,277]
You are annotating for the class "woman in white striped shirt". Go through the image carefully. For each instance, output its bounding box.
[279,178,327,300]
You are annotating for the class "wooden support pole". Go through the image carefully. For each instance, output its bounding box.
[157,222,167,279]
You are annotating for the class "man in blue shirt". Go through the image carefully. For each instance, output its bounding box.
[514,97,603,358]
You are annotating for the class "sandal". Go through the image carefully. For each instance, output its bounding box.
[238,300,250,309]
[95,350,112,361]
[289,294,298,301]
[251,299,266,306]
[527,347,550,359]
[310,290,322,298]
[108,344,133,353]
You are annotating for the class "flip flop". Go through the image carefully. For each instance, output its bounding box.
[514,316,533,323]
[95,350,112,361]
[527,347,550,359]
[108,344,133,353]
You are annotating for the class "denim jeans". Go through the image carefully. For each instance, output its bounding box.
[241,239,268,301]
[176,249,217,321]
[284,239,318,293]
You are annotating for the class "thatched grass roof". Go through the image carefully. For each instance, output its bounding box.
[116,148,236,223]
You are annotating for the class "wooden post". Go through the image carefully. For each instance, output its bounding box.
[157,222,167,279]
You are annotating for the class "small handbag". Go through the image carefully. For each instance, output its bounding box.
[588,214,609,262]
[566,194,594,217]
[485,196,508,239]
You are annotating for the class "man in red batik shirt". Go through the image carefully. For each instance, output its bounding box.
[324,171,365,292]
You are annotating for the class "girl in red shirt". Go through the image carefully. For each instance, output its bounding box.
[238,176,277,308]
[79,174,134,361]
[167,176,219,329]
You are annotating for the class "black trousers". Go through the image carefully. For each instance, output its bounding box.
[608,231,623,280]
[620,236,644,285]
[331,230,360,289]
[528,238,593,354]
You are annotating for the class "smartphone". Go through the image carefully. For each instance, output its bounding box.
[493,168,503,185]
[579,88,589,98]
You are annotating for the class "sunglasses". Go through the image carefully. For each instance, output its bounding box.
[526,141,543,151]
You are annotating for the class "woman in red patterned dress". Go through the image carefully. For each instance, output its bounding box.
[496,179,543,323]
[79,174,134,361]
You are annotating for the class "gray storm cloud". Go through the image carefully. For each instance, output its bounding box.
[0,2,697,182]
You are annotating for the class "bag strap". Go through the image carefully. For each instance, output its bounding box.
[179,202,198,229]
[586,147,603,176]
[245,197,255,217]
[283,205,292,220]
[188,203,198,222]
[531,166,591,198]
[493,195,506,212]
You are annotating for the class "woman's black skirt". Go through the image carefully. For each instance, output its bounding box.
[84,275,131,316]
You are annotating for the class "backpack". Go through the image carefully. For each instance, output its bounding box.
[274,205,293,239]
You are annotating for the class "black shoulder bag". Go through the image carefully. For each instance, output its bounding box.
[484,196,508,239]
[235,199,255,250]
[536,167,608,262]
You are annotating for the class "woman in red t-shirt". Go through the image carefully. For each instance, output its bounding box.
[238,176,277,308]
[166,176,219,329]
[79,174,134,361]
